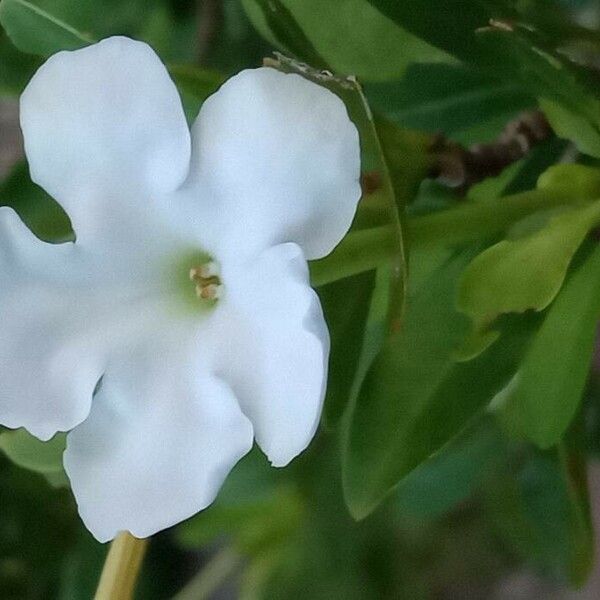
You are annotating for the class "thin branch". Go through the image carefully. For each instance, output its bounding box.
[430,110,553,192]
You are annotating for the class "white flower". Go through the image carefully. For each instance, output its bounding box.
[0,37,360,541]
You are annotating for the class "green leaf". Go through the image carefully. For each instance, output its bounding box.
[318,271,376,427]
[342,247,538,519]
[0,429,68,487]
[0,0,93,57]
[0,160,73,243]
[276,50,432,435]
[343,251,468,519]
[367,63,535,141]
[0,27,39,93]
[457,200,600,359]
[540,98,600,158]
[368,0,581,97]
[365,0,501,66]
[501,244,600,448]
[247,0,328,69]
[243,0,449,80]
[367,1,600,154]
[395,417,504,519]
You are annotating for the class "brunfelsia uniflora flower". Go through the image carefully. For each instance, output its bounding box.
[0,37,360,541]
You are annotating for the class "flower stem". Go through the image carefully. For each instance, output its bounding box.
[94,532,148,600]
[310,187,578,287]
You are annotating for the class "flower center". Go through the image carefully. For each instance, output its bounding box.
[189,261,223,301]
[169,250,223,314]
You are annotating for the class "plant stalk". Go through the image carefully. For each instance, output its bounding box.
[310,187,579,287]
[94,532,148,600]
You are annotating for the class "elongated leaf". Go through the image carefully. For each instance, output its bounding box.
[343,247,539,518]
[366,0,577,90]
[244,0,449,80]
[375,118,433,208]
[457,200,600,358]
[342,251,468,520]
[367,62,535,140]
[501,244,600,448]
[366,0,502,67]
[0,0,93,57]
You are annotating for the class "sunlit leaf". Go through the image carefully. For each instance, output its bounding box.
[244,0,449,80]
[457,200,600,358]
[0,0,93,57]
[501,243,600,448]
[247,0,328,69]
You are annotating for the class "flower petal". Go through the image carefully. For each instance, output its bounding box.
[0,208,173,441]
[64,328,253,542]
[187,67,361,261]
[0,209,102,439]
[19,36,190,245]
[212,243,329,467]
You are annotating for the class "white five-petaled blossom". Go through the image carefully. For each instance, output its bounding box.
[0,37,361,541]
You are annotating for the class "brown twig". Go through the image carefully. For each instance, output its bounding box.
[430,110,553,192]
